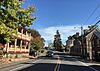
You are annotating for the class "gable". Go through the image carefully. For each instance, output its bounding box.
[94,32,100,39]
[85,28,100,39]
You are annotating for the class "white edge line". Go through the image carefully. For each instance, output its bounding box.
[66,57,98,71]
[89,67,98,71]
[73,58,98,71]
[79,60,98,71]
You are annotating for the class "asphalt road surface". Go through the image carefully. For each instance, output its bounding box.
[1,53,100,71]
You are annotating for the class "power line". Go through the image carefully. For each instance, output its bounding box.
[90,13,100,24]
[83,3,100,25]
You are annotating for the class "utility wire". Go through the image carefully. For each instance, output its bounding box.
[79,4,100,35]
[83,3,100,25]
[80,3,100,60]
[90,13,100,24]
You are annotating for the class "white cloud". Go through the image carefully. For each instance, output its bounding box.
[37,25,88,46]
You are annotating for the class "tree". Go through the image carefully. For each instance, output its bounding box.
[48,43,54,50]
[0,0,36,43]
[53,30,63,51]
[30,29,45,51]
[30,29,41,38]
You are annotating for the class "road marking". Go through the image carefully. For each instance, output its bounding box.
[54,55,59,71]
[80,61,98,71]
[57,64,60,71]
[10,59,42,71]
[79,61,88,66]
[89,67,99,71]
[73,58,99,71]
[54,55,61,71]
[54,63,59,71]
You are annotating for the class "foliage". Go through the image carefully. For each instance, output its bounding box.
[31,37,45,50]
[0,49,3,56]
[48,43,54,50]
[0,0,36,43]
[40,49,45,53]
[30,29,41,38]
[53,30,63,51]
[30,29,45,51]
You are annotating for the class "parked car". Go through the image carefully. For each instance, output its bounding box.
[46,50,54,57]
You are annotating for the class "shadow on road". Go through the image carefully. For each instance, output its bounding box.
[37,55,78,62]
[19,62,100,71]
[17,52,100,71]
[19,55,100,71]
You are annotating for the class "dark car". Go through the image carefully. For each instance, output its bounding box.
[29,51,37,57]
[46,50,54,57]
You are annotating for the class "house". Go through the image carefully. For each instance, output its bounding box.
[82,26,100,60]
[66,36,75,53]
[2,27,32,58]
[67,24,100,61]
[66,32,81,55]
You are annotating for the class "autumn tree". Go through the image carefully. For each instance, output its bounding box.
[0,0,36,43]
[30,29,45,51]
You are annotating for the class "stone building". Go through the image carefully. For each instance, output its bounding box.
[66,36,75,53]
[82,26,100,60]
[66,24,100,61]
[66,32,81,55]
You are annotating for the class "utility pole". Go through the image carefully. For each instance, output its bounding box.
[81,27,85,59]
[74,26,85,59]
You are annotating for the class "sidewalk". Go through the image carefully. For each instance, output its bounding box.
[63,55,100,66]
[0,56,38,69]
[0,54,44,69]
[76,57,100,66]
[0,58,30,69]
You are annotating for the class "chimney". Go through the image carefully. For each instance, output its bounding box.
[76,32,79,37]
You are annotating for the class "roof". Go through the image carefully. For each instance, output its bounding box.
[94,32,100,39]
[79,28,100,38]
[18,26,31,33]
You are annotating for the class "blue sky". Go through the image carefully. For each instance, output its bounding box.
[23,0,100,46]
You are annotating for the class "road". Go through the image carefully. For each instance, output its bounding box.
[1,52,100,71]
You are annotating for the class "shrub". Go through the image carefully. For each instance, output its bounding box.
[41,49,44,53]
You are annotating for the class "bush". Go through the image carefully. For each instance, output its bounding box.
[0,50,3,58]
[15,54,18,58]
[0,50,3,55]
[41,49,45,53]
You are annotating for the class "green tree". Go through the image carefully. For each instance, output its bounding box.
[30,29,45,51]
[0,0,36,43]
[53,30,63,51]
[48,43,54,50]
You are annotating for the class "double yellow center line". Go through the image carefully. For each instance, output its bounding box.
[54,55,61,71]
